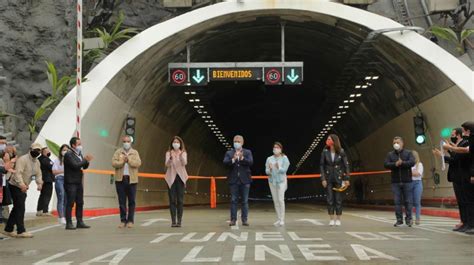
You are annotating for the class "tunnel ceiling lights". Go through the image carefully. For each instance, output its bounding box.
[295,75,380,172]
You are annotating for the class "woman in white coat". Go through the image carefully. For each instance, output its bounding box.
[265,142,290,226]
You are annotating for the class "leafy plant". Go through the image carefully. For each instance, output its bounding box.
[27,61,75,139]
[84,10,138,74]
[429,25,474,55]
[45,139,61,157]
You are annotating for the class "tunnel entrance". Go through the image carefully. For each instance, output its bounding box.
[33,1,473,211]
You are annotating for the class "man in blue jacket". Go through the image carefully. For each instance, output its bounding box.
[384,136,415,227]
[224,135,253,226]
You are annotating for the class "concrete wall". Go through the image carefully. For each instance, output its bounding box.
[349,85,474,201]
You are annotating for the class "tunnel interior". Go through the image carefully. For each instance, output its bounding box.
[74,9,464,208]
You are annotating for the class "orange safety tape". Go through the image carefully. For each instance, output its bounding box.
[84,169,390,179]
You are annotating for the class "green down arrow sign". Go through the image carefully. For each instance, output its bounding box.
[284,67,302,85]
[190,68,208,86]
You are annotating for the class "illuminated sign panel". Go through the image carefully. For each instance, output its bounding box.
[209,68,262,81]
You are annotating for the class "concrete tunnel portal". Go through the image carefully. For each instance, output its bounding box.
[28,1,473,212]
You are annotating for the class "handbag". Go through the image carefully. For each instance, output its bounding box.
[1,183,12,206]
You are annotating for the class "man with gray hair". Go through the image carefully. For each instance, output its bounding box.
[112,135,142,228]
[384,136,415,227]
[224,135,253,226]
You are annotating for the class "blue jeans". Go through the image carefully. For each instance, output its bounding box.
[54,175,66,218]
[412,180,423,220]
[229,183,250,222]
[391,182,413,222]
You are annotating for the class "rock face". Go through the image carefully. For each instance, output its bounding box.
[0,0,472,153]
[0,0,174,152]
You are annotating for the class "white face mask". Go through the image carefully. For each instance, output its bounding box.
[234,142,242,150]
[123,142,131,150]
[172,143,180,150]
[0,144,5,152]
[393,143,401,151]
[273,148,281,155]
[75,145,83,153]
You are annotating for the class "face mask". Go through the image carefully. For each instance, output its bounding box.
[326,139,334,147]
[0,144,5,152]
[273,148,281,155]
[61,150,68,156]
[123,142,131,150]
[172,143,180,150]
[75,145,83,153]
[47,153,51,157]
[393,143,401,151]
[30,150,40,158]
[450,137,458,143]
[234,142,242,150]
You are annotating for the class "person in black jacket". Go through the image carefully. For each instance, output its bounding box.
[433,128,469,231]
[442,121,474,235]
[64,137,93,230]
[223,135,253,226]
[36,147,54,217]
[320,134,350,226]
[384,136,416,227]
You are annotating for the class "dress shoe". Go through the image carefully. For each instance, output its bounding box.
[65,223,76,230]
[76,222,90,229]
[16,232,34,238]
[1,230,17,237]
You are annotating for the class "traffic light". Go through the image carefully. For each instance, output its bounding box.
[125,116,136,143]
[413,115,426,145]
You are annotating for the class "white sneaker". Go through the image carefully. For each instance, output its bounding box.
[329,220,335,226]
[335,220,341,226]
[279,220,285,226]
[274,220,281,227]
[60,218,66,225]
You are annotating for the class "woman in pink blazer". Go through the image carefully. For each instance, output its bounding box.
[165,136,188,227]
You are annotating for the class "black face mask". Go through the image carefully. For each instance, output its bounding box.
[450,137,458,143]
[462,135,469,140]
[47,153,51,157]
[30,150,40,158]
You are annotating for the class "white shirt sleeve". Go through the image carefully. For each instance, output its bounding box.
[418,163,424,178]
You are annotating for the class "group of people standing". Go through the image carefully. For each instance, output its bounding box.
[0,137,93,238]
[433,122,474,235]
[110,133,354,228]
[2,121,472,238]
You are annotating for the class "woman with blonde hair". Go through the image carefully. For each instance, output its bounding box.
[165,136,188,227]
[411,150,424,225]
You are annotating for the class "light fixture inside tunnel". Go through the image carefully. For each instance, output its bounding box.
[294,73,381,173]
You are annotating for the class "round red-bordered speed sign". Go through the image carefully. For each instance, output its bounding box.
[171,69,187,84]
[265,68,282,84]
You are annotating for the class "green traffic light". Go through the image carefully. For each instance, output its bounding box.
[99,129,109,137]
[416,135,426,144]
[440,127,452,138]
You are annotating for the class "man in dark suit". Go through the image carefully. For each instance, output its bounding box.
[223,135,253,226]
[64,137,93,230]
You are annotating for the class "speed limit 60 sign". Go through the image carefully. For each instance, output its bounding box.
[169,68,188,86]
[264,67,282,85]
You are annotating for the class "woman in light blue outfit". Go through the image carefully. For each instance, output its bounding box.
[52,144,69,225]
[411,150,424,225]
[265,142,290,227]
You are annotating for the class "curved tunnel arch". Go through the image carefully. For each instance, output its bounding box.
[28,0,473,211]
